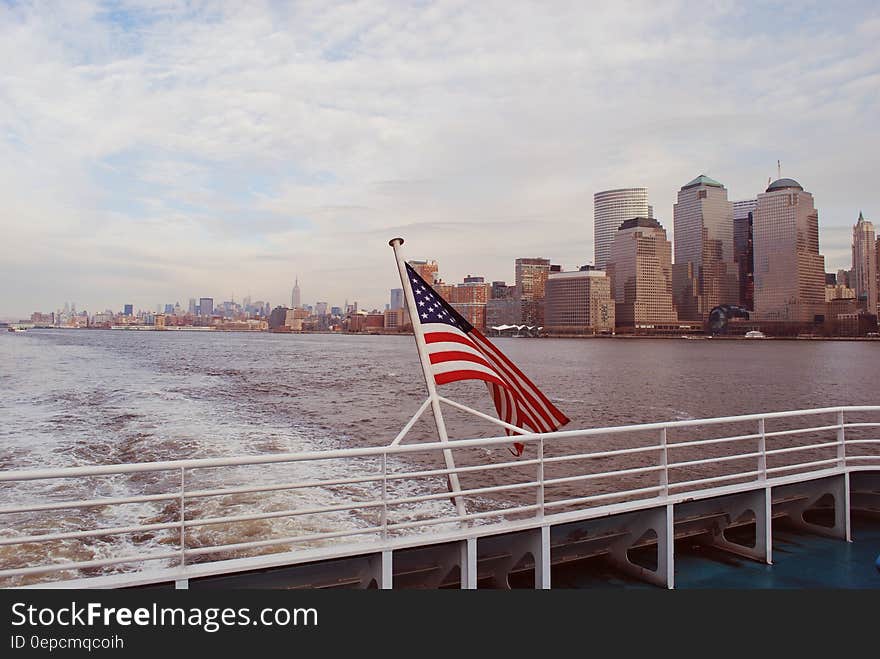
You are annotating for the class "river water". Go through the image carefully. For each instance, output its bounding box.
[1,330,877,582]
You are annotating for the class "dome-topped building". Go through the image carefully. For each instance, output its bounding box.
[753,177,825,324]
[766,178,803,192]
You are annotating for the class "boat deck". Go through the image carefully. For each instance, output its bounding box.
[2,405,879,589]
[549,513,880,589]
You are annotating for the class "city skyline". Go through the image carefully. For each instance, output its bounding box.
[2,2,879,318]
[4,184,877,323]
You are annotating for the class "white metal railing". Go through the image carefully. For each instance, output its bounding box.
[1,405,878,585]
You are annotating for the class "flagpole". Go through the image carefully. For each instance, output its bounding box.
[388,237,467,518]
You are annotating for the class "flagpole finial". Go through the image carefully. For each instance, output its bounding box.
[389,237,405,247]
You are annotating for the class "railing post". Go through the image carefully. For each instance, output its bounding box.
[659,427,668,498]
[758,418,767,482]
[537,436,545,520]
[838,408,850,541]
[381,452,388,541]
[179,467,186,568]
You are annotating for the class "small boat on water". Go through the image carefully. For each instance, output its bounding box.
[745,330,766,339]
[7,327,27,333]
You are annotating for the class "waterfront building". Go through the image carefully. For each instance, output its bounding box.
[733,199,757,310]
[607,217,678,329]
[291,278,301,309]
[408,259,440,284]
[824,296,878,336]
[516,257,551,326]
[315,301,328,317]
[826,284,856,302]
[485,298,521,327]
[449,276,491,330]
[672,175,738,320]
[123,304,133,317]
[671,261,699,320]
[346,311,369,333]
[491,281,516,301]
[451,304,486,330]
[188,298,197,315]
[365,313,385,330]
[852,212,877,315]
[451,277,490,305]
[594,188,649,270]
[544,270,615,335]
[390,289,404,311]
[753,178,826,324]
[432,280,454,300]
[383,308,407,330]
[199,297,214,318]
[284,307,309,331]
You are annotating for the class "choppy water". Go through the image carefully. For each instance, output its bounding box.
[1,330,877,583]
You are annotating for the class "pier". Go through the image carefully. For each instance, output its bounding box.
[1,406,878,589]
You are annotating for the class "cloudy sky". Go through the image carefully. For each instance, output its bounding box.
[1,0,878,318]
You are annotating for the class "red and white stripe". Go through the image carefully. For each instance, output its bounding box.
[421,322,570,453]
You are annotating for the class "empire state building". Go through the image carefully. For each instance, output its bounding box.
[291,278,301,309]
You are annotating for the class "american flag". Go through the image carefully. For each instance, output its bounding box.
[405,263,570,454]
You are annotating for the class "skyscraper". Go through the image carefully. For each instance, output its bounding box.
[733,199,757,310]
[593,188,649,270]
[852,212,877,315]
[291,278,301,309]
[123,304,133,316]
[753,178,826,324]
[390,289,404,311]
[607,217,677,328]
[199,297,214,318]
[672,175,738,320]
[515,257,551,325]
[876,237,880,315]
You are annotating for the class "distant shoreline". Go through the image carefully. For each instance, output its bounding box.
[7,326,879,341]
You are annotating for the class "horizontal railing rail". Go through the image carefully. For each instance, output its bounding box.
[0,405,878,585]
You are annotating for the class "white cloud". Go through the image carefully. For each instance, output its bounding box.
[1,0,878,317]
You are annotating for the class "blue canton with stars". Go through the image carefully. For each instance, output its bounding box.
[405,263,474,332]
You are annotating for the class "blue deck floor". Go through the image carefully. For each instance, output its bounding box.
[554,515,880,589]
